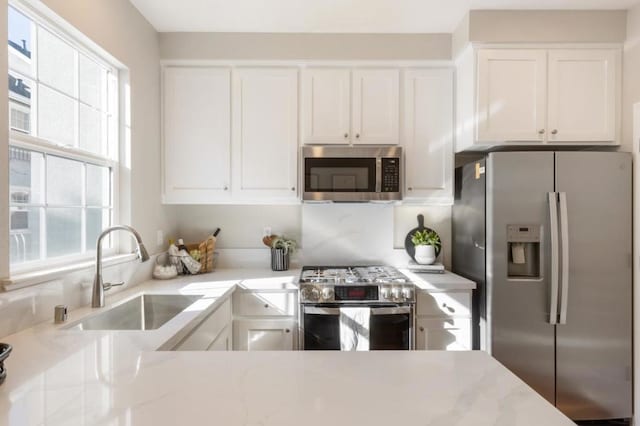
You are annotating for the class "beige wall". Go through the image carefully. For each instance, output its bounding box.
[34,0,175,256]
[624,4,640,153]
[160,32,451,60]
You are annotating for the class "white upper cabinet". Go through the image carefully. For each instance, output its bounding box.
[547,49,618,143]
[457,47,621,152]
[232,68,299,201]
[352,69,400,144]
[163,66,231,203]
[301,67,400,145]
[402,68,454,203]
[302,68,351,144]
[476,49,547,143]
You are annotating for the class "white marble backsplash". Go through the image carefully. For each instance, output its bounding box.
[0,257,155,338]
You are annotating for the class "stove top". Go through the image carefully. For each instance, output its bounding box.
[299,265,408,285]
[299,265,414,304]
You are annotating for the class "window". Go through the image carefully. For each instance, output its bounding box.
[8,3,119,271]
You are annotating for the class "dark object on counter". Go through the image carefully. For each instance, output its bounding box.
[213,228,221,237]
[271,248,290,271]
[404,214,441,261]
[0,343,13,385]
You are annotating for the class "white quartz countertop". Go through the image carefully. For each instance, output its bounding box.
[0,268,572,426]
[400,269,477,291]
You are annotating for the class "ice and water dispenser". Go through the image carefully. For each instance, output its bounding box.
[507,225,541,279]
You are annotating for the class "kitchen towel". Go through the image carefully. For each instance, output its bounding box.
[339,307,370,351]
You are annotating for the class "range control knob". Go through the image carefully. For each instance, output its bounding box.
[380,287,391,300]
[391,286,402,301]
[321,287,334,301]
[302,286,320,302]
[402,287,413,300]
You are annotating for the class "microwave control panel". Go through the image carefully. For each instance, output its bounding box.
[382,158,400,192]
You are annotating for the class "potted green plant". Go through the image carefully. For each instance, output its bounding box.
[263,235,297,271]
[411,229,441,265]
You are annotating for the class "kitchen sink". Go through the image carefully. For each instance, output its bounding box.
[68,294,202,331]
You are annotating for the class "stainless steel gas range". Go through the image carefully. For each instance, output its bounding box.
[299,266,415,351]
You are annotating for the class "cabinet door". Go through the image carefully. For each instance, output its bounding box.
[403,68,453,202]
[476,50,547,143]
[302,68,351,145]
[547,49,619,143]
[174,299,231,351]
[163,67,231,203]
[352,69,400,145]
[233,319,296,351]
[208,325,232,351]
[232,68,298,201]
[415,318,471,351]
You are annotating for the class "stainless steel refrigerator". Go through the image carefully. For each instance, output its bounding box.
[452,151,632,422]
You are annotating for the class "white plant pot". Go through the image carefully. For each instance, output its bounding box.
[414,245,436,265]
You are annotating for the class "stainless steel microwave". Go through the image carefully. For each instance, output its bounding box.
[302,146,402,202]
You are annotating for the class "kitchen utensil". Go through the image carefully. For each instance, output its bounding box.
[0,343,13,385]
[404,214,441,261]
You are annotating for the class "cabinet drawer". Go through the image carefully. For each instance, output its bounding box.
[416,291,471,317]
[416,318,471,351]
[175,299,231,351]
[233,291,297,317]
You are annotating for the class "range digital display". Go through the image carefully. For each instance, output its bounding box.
[335,286,378,301]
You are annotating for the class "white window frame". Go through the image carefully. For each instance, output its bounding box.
[8,0,123,275]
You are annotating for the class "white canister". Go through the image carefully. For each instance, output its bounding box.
[414,245,436,265]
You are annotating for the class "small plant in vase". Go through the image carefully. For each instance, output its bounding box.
[263,234,297,271]
[411,229,441,265]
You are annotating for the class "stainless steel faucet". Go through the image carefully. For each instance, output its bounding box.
[91,225,150,308]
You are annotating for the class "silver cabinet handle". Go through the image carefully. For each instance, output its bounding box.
[408,187,413,191]
[539,129,545,135]
[344,133,348,139]
[264,304,269,308]
[355,133,360,139]
[419,326,424,332]
[291,187,295,191]
[548,192,560,325]
[551,129,558,135]
[223,186,228,191]
[285,329,291,333]
[559,192,570,325]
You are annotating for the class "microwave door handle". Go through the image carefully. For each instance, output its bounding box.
[375,158,382,193]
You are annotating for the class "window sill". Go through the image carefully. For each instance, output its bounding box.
[1,253,139,291]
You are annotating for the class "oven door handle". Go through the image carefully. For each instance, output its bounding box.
[370,306,412,315]
[303,306,341,315]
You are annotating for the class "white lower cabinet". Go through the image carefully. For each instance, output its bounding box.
[174,299,232,351]
[415,318,472,351]
[414,290,473,351]
[233,319,296,351]
[208,325,232,351]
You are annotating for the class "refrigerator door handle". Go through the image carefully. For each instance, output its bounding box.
[558,192,570,325]
[548,192,560,325]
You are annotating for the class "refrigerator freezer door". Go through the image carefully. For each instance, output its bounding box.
[554,152,632,420]
[487,152,556,404]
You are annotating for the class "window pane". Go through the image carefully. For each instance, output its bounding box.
[47,155,83,205]
[86,164,110,207]
[8,71,34,135]
[9,147,44,204]
[8,6,35,77]
[38,28,75,96]
[86,208,110,250]
[46,208,81,258]
[38,84,75,146]
[79,54,106,109]
[79,104,106,155]
[10,207,42,264]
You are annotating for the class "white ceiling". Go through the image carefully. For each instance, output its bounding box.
[129,0,640,33]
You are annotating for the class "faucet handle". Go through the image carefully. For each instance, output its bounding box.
[103,281,125,291]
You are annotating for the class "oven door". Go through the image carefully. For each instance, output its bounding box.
[302,305,413,350]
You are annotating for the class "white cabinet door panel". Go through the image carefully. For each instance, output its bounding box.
[403,68,453,202]
[208,325,232,351]
[302,68,350,144]
[233,68,298,200]
[174,299,231,351]
[416,291,472,318]
[415,318,472,351]
[233,319,296,351]
[547,49,618,143]
[352,69,400,145]
[476,50,547,143]
[233,291,297,317]
[163,67,231,203]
